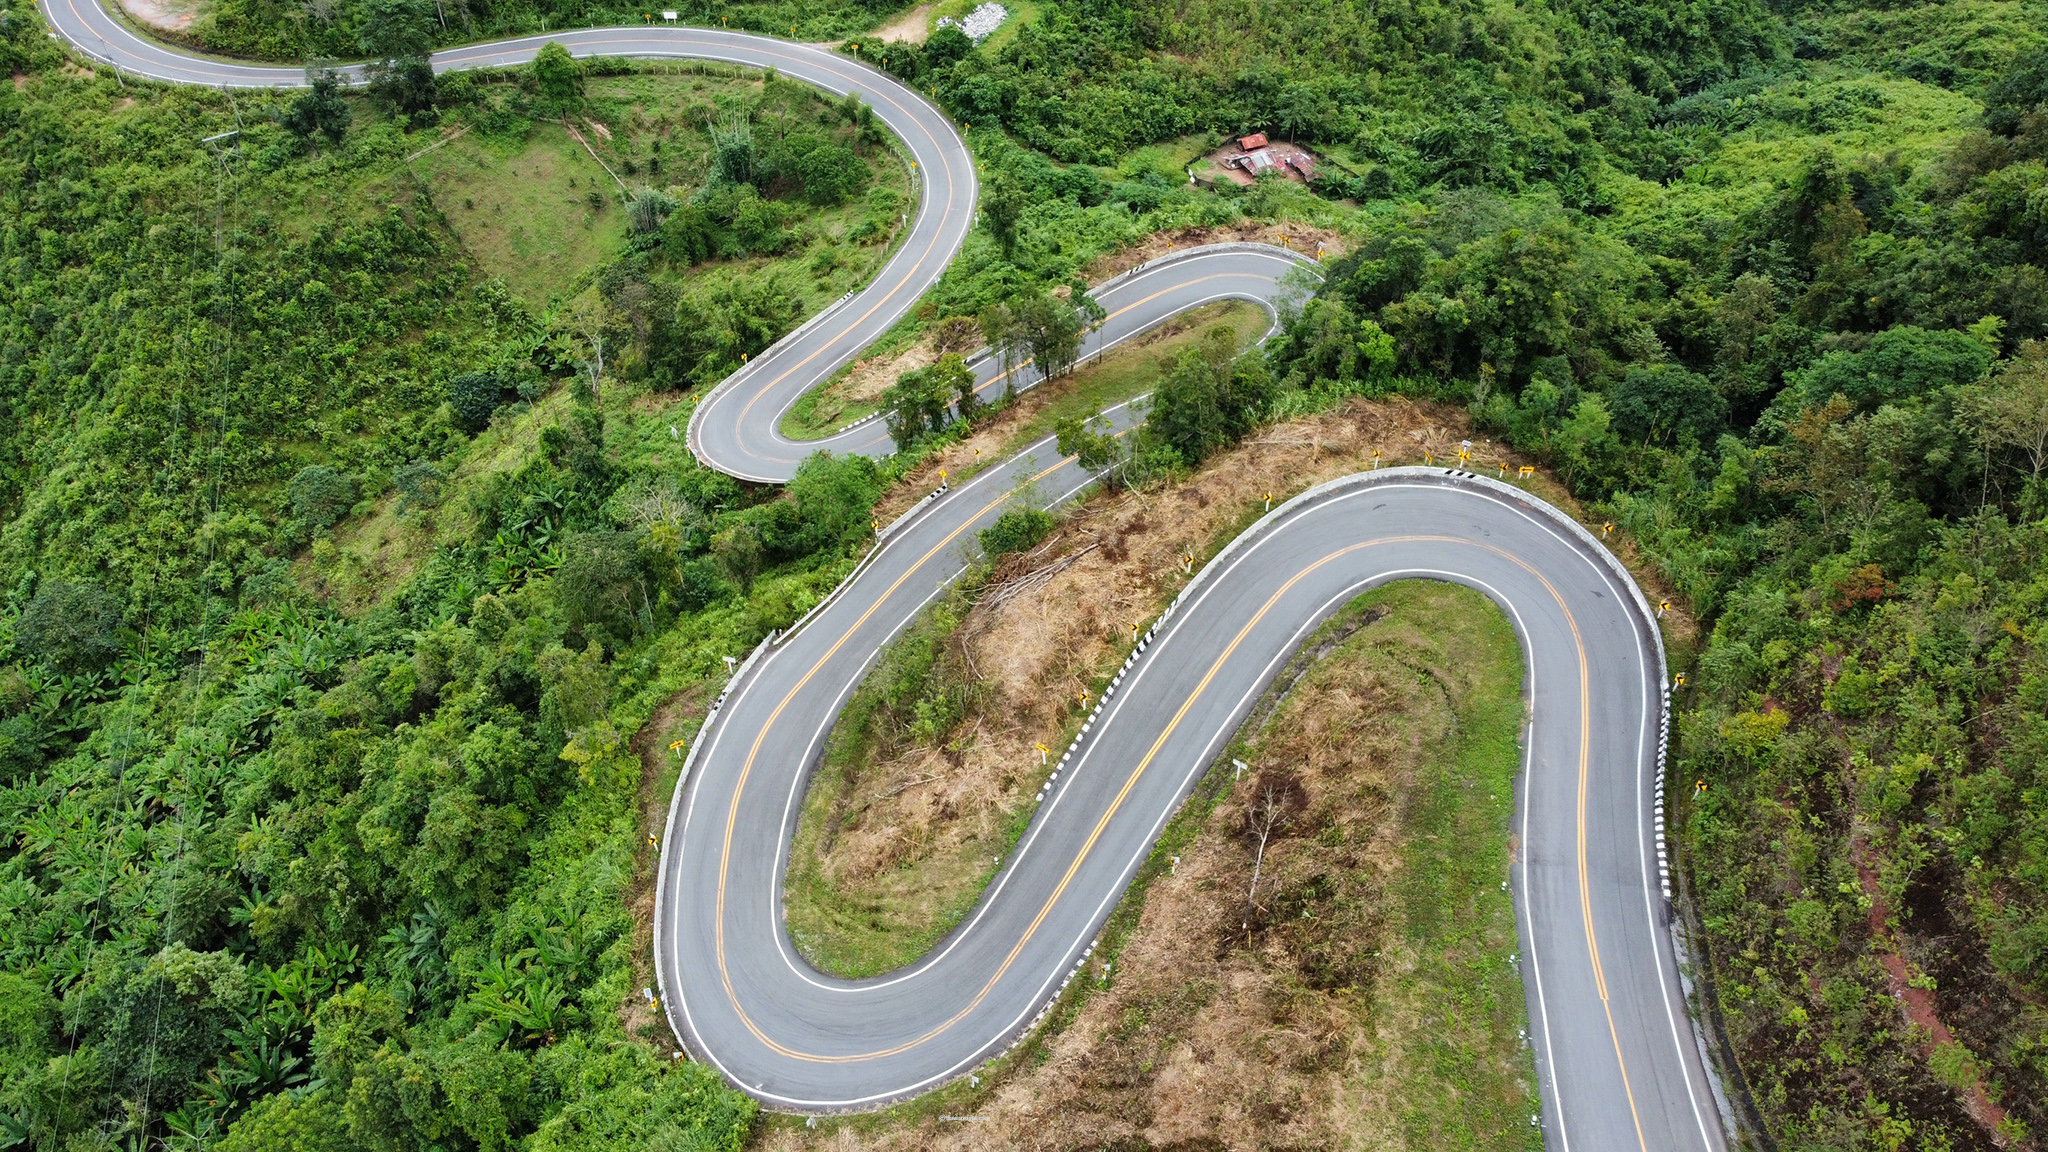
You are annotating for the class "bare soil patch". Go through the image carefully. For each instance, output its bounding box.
[118,0,202,32]
[869,2,935,43]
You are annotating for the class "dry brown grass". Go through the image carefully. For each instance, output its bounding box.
[759,576,1536,1151]
[792,395,1509,970]
[620,686,711,1046]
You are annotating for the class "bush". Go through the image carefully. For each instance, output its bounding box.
[1145,326,1272,465]
[556,530,652,645]
[394,460,446,511]
[530,41,583,115]
[979,506,1054,556]
[449,370,508,433]
[289,465,358,528]
[787,452,883,555]
[796,142,868,206]
[1054,412,1123,472]
[675,559,727,612]
[14,580,125,671]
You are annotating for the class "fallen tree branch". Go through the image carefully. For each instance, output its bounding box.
[976,542,1099,611]
[876,772,943,800]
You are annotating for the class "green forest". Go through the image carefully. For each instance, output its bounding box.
[3,0,2048,1145]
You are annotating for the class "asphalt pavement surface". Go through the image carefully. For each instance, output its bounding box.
[35,4,1732,1143]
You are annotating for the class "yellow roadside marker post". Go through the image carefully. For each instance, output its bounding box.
[871,517,880,533]
[1601,522,1614,537]
[1498,462,1508,477]
[1371,448,1381,469]
[1424,448,1435,465]
[1658,599,1672,619]
[648,833,658,846]
[1264,491,1272,511]
[1518,465,1535,479]
[1035,742,1049,765]
[1675,672,1687,688]
[1078,688,1091,709]
[1130,622,1141,643]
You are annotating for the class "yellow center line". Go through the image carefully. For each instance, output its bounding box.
[713,455,1072,1060]
[1558,570,1652,1150]
[708,525,1658,1109]
[717,530,1392,1063]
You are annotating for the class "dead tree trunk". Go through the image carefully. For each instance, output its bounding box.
[1243,780,1287,932]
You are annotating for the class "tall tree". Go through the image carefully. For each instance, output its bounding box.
[359,0,437,116]
[529,42,582,116]
[282,67,350,149]
[1960,341,2048,484]
[980,170,1027,259]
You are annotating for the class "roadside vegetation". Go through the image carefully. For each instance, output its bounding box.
[0,22,919,1151]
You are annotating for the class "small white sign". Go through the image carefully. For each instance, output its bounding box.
[661,10,677,19]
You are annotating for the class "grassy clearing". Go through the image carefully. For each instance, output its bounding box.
[1111,133,1220,179]
[995,299,1262,456]
[411,70,913,309]
[1332,581,1540,1149]
[413,123,627,306]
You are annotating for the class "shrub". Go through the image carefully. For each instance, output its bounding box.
[675,559,727,612]
[393,461,446,511]
[450,370,508,433]
[15,580,125,671]
[530,42,583,115]
[979,507,1054,556]
[288,465,358,529]
[787,452,883,554]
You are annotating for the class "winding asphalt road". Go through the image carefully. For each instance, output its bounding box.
[36,4,1732,1143]
[689,242,1314,482]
